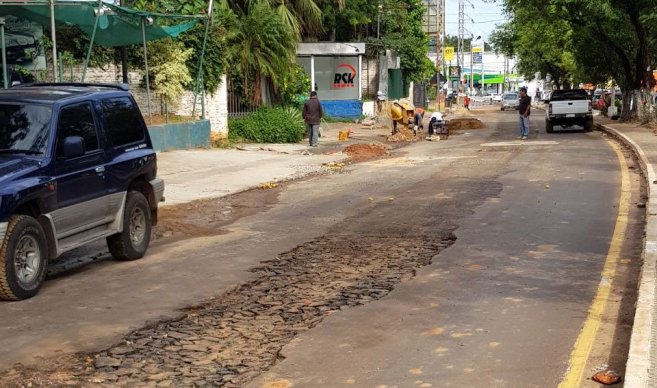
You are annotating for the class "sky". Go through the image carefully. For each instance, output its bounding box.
[445,0,507,41]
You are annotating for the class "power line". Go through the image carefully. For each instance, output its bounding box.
[446,18,507,24]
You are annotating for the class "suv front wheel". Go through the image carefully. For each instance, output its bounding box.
[0,215,48,300]
[107,191,152,261]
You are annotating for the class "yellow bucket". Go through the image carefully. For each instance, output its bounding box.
[338,130,349,141]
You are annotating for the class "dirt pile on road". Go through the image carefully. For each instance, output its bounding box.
[343,143,389,161]
[447,118,486,131]
[386,127,420,142]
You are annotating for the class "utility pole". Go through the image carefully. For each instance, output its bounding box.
[458,0,465,92]
[436,0,445,110]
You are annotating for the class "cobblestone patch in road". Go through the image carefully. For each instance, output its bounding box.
[1,234,455,387]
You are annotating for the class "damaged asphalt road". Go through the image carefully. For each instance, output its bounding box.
[0,113,644,387]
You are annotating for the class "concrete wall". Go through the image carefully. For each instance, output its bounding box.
[69,65,228,135]
[361,56,379,99]
[148,120,211,152]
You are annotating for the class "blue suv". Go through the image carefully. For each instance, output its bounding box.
[0,83,164,300]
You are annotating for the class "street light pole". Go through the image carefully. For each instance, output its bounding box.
[469,38,473,94]
[481,39,485,93]
[377,4,382,41]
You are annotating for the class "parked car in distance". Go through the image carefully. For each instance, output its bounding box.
[501,92,519,111]
[0,83,164,301]
[546,89,593,133]
[478,91,493,104]
[492,93,503,103]
[591,90,603,109]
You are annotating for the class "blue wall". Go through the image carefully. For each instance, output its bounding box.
[322,100,363,119]
[148,120,211,152]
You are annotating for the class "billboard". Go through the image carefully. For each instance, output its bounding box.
[448,66,461,80]
[444,47,455,61]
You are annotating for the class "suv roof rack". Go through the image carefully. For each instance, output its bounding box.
[16,82,130,91]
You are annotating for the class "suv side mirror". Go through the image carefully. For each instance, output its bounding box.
[62,136,85,158]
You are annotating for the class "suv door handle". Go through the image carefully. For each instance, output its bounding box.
[95,166,105,174]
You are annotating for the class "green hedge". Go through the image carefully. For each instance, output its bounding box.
[228,106,306,143]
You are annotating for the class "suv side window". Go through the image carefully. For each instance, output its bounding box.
[100,97,145,147]
[56,102,99,158]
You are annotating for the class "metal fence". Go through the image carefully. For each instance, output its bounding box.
[227,77,259,118]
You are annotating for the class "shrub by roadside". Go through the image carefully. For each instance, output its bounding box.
[228,106,306,143]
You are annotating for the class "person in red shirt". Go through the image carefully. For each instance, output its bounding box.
[464,95,471,110]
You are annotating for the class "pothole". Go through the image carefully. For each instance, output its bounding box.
[1,234,455,387]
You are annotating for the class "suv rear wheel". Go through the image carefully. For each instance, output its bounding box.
[0,215,48,300]
[107,191,152,261]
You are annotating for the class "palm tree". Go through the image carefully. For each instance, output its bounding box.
[226,2,298,103]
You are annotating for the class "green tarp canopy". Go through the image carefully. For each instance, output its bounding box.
[0,1,203,47]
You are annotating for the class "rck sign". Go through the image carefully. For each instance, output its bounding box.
[333,63,357,88]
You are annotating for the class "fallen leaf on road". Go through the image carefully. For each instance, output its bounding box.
[592,371,621,385]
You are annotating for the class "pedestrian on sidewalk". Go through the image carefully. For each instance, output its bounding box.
[517,87,531,140]
[303,91,323,147]
[464,94,471,111]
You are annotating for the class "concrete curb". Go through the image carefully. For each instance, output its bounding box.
[596,123,656,387]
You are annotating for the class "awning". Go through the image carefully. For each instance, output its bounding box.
[0,1,203,47]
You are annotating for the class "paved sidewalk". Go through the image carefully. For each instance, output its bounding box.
[596,117,657,388]
[157,123,391,206]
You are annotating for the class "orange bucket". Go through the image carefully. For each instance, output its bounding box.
[338,130,349,141]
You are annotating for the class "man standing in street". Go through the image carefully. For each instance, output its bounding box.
[303,91,323,147]
[517,87,531,140]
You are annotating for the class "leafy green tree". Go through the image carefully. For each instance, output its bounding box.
[490,4,576,88]
[279,64,311,107]
[151,39,194,119]
[498,0,657,119]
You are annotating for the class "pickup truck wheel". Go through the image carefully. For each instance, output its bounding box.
[584,119,594,132]
[0,215,48,301]
[545,119,554,133]
[107,191,151,261]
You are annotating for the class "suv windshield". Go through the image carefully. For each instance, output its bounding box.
[504,94,518,100]
[0,103,51,155]
[550,90,589,101]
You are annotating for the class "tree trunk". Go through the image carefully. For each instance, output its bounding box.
[620,90,634,121]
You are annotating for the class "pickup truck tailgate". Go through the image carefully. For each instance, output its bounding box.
[550,100,590,115]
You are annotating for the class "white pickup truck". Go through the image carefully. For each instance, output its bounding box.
[545,89,593,133]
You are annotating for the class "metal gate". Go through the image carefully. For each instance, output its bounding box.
[413,82,427,108]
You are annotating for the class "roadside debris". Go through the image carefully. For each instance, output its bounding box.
[259,182,279,190]
[361,118,375,127]
[591,370,622,385]
[322,161,345,171]
[386,127,419,142]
